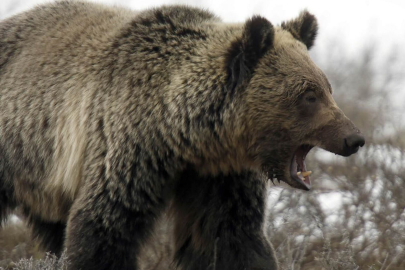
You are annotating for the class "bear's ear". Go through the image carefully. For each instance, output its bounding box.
[226,16,274,91]
[241,16,274,67]
[281,10,318,49]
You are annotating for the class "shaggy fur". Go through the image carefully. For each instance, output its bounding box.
[0,2,364,270]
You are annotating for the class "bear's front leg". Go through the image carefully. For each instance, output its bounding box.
[65,160,170,270]
[65,195,138,269]
[173,169,278,270]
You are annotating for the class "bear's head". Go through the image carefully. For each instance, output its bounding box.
[227,11,365,190]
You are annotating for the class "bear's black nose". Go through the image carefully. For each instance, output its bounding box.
[344,134,365,156]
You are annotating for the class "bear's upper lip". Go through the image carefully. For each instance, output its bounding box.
[289,144,313,190]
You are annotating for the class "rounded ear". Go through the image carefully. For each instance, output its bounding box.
[242,16,274,66]
[226,16,274,92]
[281,10,318,49]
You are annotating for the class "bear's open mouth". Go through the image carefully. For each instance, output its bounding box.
[290,144,313,190]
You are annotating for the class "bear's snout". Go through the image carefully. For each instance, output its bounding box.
[343,133,365,156]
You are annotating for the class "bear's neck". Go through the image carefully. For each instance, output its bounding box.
[162,25,257,175]
[104,21,257,176]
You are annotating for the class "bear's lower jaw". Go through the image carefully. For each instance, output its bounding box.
[289,144,313,190]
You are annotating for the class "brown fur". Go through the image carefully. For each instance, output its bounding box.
[0,2,364,269]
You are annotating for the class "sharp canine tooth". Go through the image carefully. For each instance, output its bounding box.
[302,171,312,177]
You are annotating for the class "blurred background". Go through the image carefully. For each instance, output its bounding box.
[1,0,404,269]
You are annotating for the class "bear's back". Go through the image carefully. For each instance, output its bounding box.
[0,2,224,222]
[0,1,136,71]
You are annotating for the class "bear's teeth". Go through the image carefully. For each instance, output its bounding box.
[302,171,312,177]
[297,172,301,175]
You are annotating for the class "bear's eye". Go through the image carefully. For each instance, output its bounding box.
[305,95,317,103]
[298,90,318,117]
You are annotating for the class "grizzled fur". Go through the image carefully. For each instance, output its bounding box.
[0,1,364,270]
[173,169,275,270]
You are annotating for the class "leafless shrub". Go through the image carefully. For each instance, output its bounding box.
[0,221,44,269]
[1,253,69,270]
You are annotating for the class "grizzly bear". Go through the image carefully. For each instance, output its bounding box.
[0,1,365,270]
